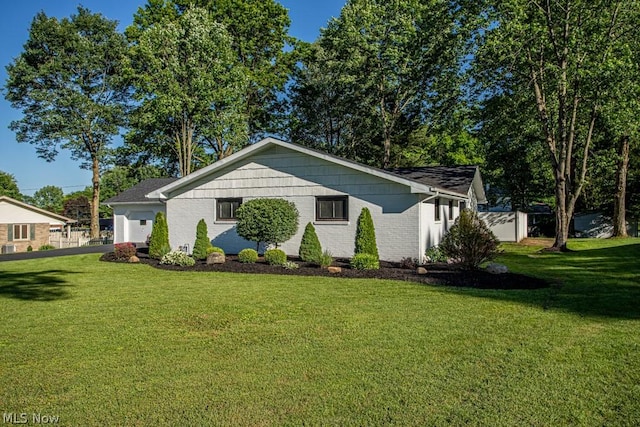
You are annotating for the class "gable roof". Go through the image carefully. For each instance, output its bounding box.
[146,138,481,201]
[0,196,75,223]
[103,178,179,204]
[389,165,486,202]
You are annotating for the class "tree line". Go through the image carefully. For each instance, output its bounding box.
[4,0,639,248]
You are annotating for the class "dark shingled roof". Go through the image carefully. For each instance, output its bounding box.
[387,165,478,195]
[103,178,178,204]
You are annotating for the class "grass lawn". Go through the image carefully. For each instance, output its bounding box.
[1,238,639,426]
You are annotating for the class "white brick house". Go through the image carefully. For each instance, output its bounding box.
[105,138,486,262]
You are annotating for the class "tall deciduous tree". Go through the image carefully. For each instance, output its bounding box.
[0,172,22,200]
[126,6,248,176]
[5,7,130,238]
[474,1,640,250]
[32,185,64,214]
[290,0,466,168]
[128,0,297,143]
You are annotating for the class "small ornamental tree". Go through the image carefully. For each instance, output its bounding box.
[439,209,500,270]
[235,198,299,251]
[354,207,379,259]
[299,222,322,263]
[149,211,170,260]
[192,219,212,260]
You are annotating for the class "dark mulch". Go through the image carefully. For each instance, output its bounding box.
[101,249,548,290]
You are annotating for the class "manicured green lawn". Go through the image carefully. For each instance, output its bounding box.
[1,239,639,426]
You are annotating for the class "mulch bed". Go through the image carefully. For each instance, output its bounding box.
[101,249,548,290]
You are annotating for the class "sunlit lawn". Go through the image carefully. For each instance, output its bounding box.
[1,238,639,425]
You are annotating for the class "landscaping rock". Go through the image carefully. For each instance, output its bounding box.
[486,263,508,274]
[328,266,342,274]
[416,267,427,275]
[206,252,226,264]
[128,255,140,263]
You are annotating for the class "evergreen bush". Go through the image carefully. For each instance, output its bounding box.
[237,248,258,263]
[299,222,322,263]
[354,207,379,259]
[149,211,170,260]
[192,219,212,260]
[439,209,501,269]
[264,248,287,266]
[160,250,195,266]
[350,253,380,270]
[235,198,299,250]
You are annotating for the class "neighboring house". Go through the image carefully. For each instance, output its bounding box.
[105,138,487,261]
[574,212,638,238]
[0,196,75,253]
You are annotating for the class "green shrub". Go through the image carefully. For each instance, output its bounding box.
[299,222,322,263]
[206,246,225,255]
[350,253,380,270]
[237,248,258,263]
[149,212,170,260]
[26,245,33,252]
[319,250,334,268]
[264,248,287,266]
[114,242,136,260]
[425,245,447,263]
[38,244,56,251]
[192,219,212,260]
[160,250,195,267]
[235,198,299,250]
[439,209,500,270]
[354,207,379,259]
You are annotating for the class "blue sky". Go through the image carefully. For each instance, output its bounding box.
[0,1,346,196]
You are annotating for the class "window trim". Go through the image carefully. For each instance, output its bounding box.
[434,198,441,222]
[216,198,242,221]
[13,224,29,241]
[315,196,349,222]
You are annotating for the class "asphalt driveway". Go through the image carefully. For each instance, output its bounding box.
[0,244,113,262]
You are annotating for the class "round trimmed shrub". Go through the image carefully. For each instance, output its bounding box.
[354,207,379,259]
[299,222,322,263]
[350,253,380,270]
[206,246,225,255]
[238,248,258,263]
[149,211,170,260]
[235,198,299,250]
[439,209,500,270]
[192,219,212,260]
[265,248,287,266]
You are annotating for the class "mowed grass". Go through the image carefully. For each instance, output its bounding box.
[0,239,639,426]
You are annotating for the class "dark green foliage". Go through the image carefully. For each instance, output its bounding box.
[439,210,500,270]
[354,207,379,259]
[298,222,322,263]
[38,245,55,251]
[264,249,287,266]
[235,198,299,250]
[0,171,23,200]
[114,242,136,260]
[149,212,170,260]
[26,246,33,252]
[238,248,258,263]
[350,253,380,270]
[192,219,212,260]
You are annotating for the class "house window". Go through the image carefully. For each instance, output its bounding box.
[434,198,441,222]
[316,196,348,221]
[13,224,29,240]
[217,198,242,221]
[460,201,467,211]
[140,220,147,226]
[449,200,454,220]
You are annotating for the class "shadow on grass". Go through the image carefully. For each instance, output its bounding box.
[444,243,640,319]
[0,270,75,301]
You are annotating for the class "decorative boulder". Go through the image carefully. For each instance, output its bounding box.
[327,266,342,274]
[486,263,508,274]
[128,255,140,263]
[206,252,226,264]
[416,267,427,275]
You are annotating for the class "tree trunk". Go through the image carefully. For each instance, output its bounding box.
[90,155,100,239]
[613,135,630,237]
[553,172,570,251]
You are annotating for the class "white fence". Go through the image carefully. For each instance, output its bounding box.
[478,211,528,242]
